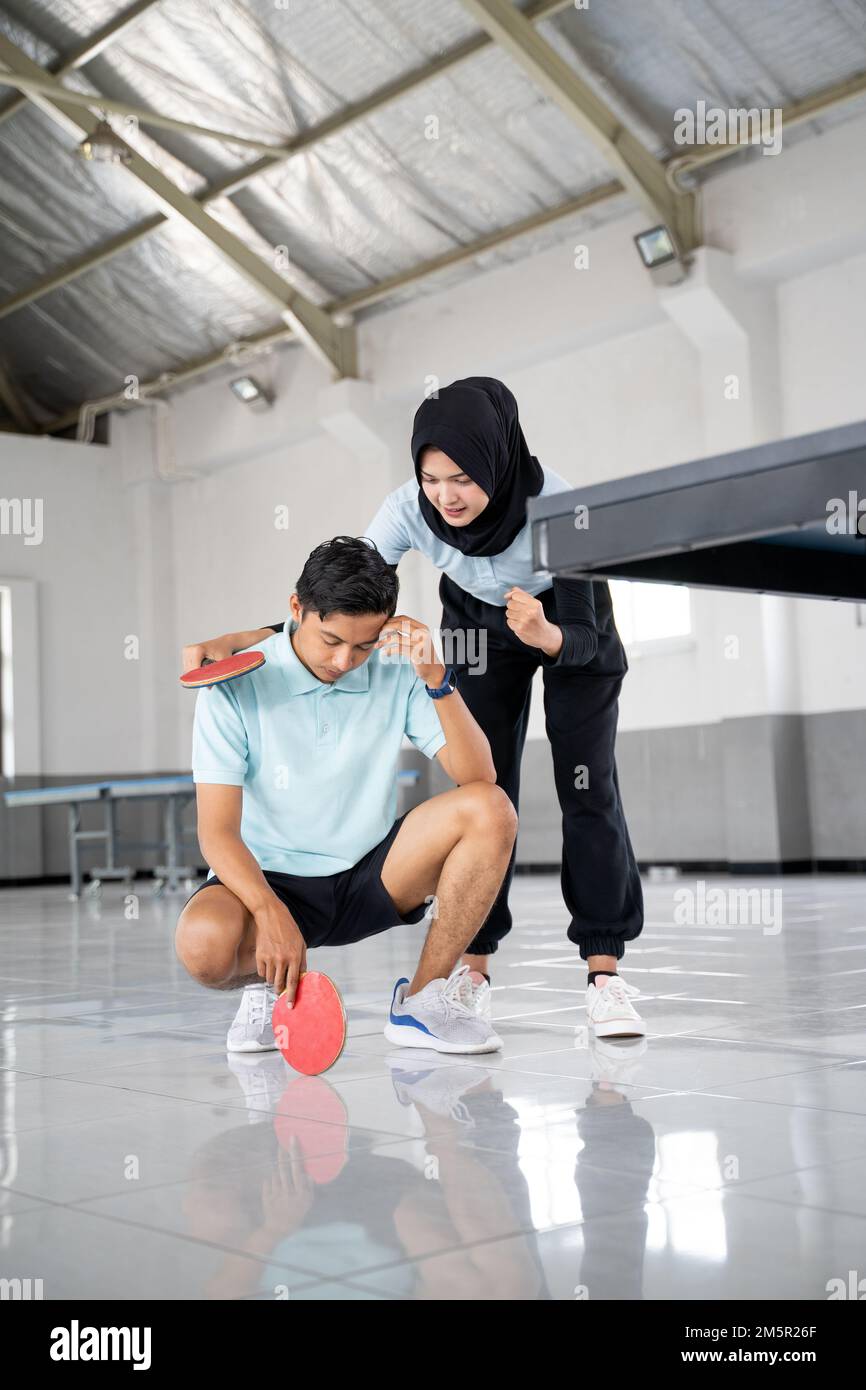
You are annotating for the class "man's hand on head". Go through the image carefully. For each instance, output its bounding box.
[375,614,446,687]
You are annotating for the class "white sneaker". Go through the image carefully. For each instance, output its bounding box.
[226,982,279,1053]
[384,965,502,1054]
[586,975,646,1039]
[457,969,492,1021]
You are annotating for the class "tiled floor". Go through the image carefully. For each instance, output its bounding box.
[1,874,865,1300]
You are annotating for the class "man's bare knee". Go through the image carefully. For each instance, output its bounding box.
[175,910,237,988]
[456,781,518,844]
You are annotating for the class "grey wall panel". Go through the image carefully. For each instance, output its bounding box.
[720,716,781,862]
[771,715,813,860]
[616,723,726,862]
[0,776,43,878]
[519,713,858,866]
[803,710,866,858]
[3,712,864,882]
[510,739,558,864]
[421,714,863,867]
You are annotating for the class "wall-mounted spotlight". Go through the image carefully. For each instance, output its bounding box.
[633,225,687,286]
[77,117,132,165]
[229,376,273,412]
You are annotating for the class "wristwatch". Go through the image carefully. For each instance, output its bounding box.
[425,667,457,700]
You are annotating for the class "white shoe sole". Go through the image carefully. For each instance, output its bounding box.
[591,1017,646,1039]
[226,1037,279,1053]
[384,1022,502,1054]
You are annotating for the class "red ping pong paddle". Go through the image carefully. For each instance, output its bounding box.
[180,651,265,688]
[272,971,346,1076]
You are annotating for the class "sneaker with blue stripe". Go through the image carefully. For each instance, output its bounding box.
[384,965,502,1054]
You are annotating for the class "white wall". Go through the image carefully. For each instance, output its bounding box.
[0,433,140,775]
[4,107,866,779]
[779,247,866,716]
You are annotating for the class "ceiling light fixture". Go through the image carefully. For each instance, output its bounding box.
[77,117,132,165]
[633,225,687,286]
[229,376,273,411]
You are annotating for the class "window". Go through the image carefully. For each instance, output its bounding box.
[609,580,692,648]
[0,579,40,782]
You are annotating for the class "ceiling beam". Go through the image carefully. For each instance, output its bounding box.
[0,218,165,322]
[2,45,860,328]
[0,0,572,317]
[666,68,866,187]
[0,33,355,379]
[31,28,866,438]
[4,0,864,414]
[2,0,862,328]
[0,0,625,168]
[42,178,626,434]
[0,72,294,156]
[336,180,624,312]
[0,0,161,129]
[457,0,699,253]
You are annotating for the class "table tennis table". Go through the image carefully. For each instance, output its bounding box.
[4,776,199,898]
[4,769,423,899]
[528,419,866,601]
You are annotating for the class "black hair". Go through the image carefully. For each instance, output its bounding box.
[296,536,399,620]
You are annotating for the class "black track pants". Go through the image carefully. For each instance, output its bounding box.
[442,582,644,960]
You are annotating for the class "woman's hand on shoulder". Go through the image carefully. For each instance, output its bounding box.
[181,634,237,674]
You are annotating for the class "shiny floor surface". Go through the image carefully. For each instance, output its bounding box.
[1,875,865,1301]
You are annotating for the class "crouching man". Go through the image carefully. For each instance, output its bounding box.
[176,535,516,1055]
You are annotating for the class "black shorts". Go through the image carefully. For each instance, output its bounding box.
[184,813,428,948]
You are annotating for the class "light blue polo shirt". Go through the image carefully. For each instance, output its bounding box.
[364,466,574,605]
[191,627,446,877]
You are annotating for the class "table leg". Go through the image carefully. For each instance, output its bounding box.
[68,802,81,899]
[105,798,118,871]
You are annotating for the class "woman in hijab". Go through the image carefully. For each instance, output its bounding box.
[183,377,645,1037]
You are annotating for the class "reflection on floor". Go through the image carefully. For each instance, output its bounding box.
[1,874,865,1300]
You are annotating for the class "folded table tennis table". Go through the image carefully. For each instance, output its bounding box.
[527,419,866,601]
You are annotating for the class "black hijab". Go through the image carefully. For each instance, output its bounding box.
[411,376,544,557]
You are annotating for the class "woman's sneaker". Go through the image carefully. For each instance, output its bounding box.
[586,975,646,1039]
[385,965,502,1054]
[226,982,279,1052]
